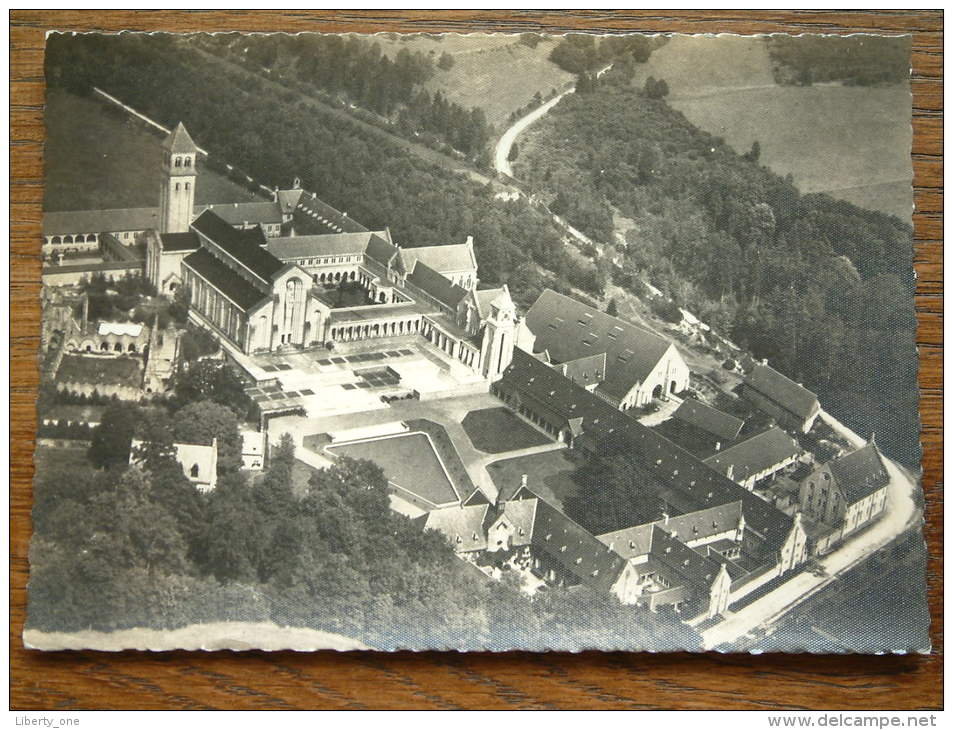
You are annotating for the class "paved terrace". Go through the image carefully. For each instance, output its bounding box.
[269,392,567,504]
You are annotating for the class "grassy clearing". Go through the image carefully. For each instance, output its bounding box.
[34,443,91,478]
[461,407,551,454]
[486,449,578,510]
[374,34,574,130]
[44,89,262,212]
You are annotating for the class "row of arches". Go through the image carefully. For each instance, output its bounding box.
[66,340,140,354]
[329,317,420,342]
[420,321,478,368]
[315,270,357,284]
[47,233,99,245]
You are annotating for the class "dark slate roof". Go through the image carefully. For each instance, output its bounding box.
[744,363,820,420]
[498,349,794,548]
[524,289,679,402]
[191,209,283,284]
[266,231,379,260]
[182,248,269,312]
[407,262,469,310]
[399,241,477,275]
[44,207,159,236]
[365,233,400,268]
[510,487,629,593]
[647,525,724,589]
[830,442,890,503]
[704,428,799,483]
[558,353,607,388]
[197,201,284,226]
[597,502,743,559]
[673,398,744,442]
[159,231,200,252]
[163,122,198,154]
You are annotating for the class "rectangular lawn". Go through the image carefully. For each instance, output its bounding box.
[462,407,552,454]
[328,433,458,506]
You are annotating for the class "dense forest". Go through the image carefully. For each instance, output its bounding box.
[45,33,602,303]
[29,365,696,651]
[203,33,492,160]
[548,33,664,74]
[767,34,911,87]
[515,74,919,465]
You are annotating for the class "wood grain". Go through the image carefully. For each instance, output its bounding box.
[10,10,942,710]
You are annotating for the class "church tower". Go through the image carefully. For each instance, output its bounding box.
[159,122,198,234]
[480,285,517,382]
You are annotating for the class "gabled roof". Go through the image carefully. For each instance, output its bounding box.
[196,201,284,226]
[597,501,743,558]
[159,231,200,252]
[399,241,477,276]
[557,352,607,388]
[182,248,269,312]
[474,287,506,319]
[510,488,629,593]
[497,349,794,548]
[191,209,283,284]
[704,427,799,483]
[276,187,304,215]
[524,289,680,401]
[131,439,217,484]
[162,122,198,154]
[596,523,656,560]
[647,525,724,589]
[407,262,469,310]
[829,441,890,503]
[422,503,493,552]
[365,233,400,268]
[673,398,744,442]
[44,207,159,236]
[655,501,743,544]
[743,363,820,420]
[267,231,376,261]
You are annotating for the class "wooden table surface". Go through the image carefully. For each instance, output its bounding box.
[10,10,943,710]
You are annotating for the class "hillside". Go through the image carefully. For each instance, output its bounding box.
[514,79,918,465]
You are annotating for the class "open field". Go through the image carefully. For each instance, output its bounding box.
[374,33,574,130]
[44,89,262,212]
[628,34,912,219]
[462,406,552,454]
[487,449,578,510]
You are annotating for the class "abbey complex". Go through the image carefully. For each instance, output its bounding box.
[40,121,898,635]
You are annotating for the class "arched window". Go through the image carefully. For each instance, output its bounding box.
[128,343,137,353]
[175,157,182,167]
[114,342,123,352]
[184,156,192,168]
[283,278,303,333]
[185,182,190,190]
[175,183,181,192]
[100,342,109,351]
[190,464,199,478]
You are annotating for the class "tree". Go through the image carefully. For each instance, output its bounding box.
[172,400,243,473]
[437,52,455,71]
[173,360,252,417]
[507,141,519,163]
[606,298,619,317]
[88,402,141,468]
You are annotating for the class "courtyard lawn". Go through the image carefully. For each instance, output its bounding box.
[486,449,578,510]
[44,89,261,211]
[461,407,552,454]
[33,443,92,477]
[404,419,476,499]
[328,432,458,506]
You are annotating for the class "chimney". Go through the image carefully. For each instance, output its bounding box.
[726,464,734,481]
[466,235,474,247]
[520,474,528,489]
[715,441,722,452]
[761,358,768,366]
[662,511,669,526]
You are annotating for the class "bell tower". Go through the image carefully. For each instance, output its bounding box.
[480,285,517,382]
[159,122,198,234]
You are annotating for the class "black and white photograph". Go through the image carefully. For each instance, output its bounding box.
[28,30,929,654]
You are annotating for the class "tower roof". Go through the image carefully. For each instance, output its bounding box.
[163,122,198,154]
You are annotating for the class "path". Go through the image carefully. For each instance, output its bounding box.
[494,64,612,178]
[700,412,921,649]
